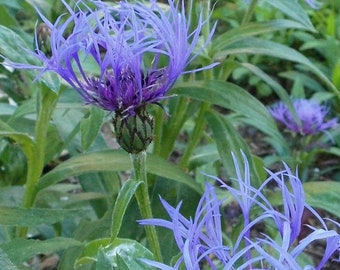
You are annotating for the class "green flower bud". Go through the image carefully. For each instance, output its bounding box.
[36,23,52,57]
[113,109,153,154]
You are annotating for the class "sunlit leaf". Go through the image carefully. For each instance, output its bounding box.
[76,238,153,269]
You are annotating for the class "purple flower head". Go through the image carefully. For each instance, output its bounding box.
[2,0,216,116]
[269,99,338,135]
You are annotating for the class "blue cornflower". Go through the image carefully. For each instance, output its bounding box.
[3,0,215,117]
[139,183,230,270]
[269,99,338,135]
[140,152,340,269]
[2,0,216,153]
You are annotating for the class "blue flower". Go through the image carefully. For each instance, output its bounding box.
[269,99,338,135]
[2,0,216,117]
[140,152,340,269]
[139,183,230,270]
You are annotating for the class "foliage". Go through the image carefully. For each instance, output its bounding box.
[0,0,339,269]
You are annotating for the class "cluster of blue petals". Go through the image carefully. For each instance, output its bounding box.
[4,0,215,116]
[140,153,340,269]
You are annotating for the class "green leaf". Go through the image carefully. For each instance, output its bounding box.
[0,26,60,93]
[240,62,300,133]
[37,150,131,191]
[0,206,86,226]
[173,80,288,154]
[40,72,61,94]
[213,19,314,52]
[0,0,21,9]
[38,150,201,193]
[111,180,142,240]
[205,111,264,187]
[0,237,82,265]
[0,119,37,164]
[0,6,17,27]
[0,248,18,270]
[332,59,340,90]
[304,181,340,218]
[214,37,339,97]
[78,172,121,217]
[263,0,315,30]
[189,144,219,170]
[0,26,37,65]
[76,238,153,269]
[80,106,105,151]
[96,247,114,270]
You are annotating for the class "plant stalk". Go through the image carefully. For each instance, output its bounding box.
[130,151,163,262]
[17,87,58,237]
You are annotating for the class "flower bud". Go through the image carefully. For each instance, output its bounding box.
[113,109,153,154]
[36,23,52,57]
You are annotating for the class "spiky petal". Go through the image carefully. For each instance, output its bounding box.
[2,0,216,117]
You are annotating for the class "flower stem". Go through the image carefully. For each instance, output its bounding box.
[17,86,58,237]
[130,151,163,262]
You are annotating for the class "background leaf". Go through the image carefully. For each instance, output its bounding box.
[0,237,82,265]
[263,0,315,30]
[214,37,339,97]
[304,181,340,218]
[0,206,86,226]
[80,106,105,151]
[38,150,201,193]
[0,248,18,270]
[173,80,288,154]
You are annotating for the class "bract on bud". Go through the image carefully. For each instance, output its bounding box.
[113,109,153,154]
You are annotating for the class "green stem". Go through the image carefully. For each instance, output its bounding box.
[130,151,162,262]
[17,86,58,237]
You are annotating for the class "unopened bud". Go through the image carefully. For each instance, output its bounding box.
[113,109,153,154]
[36,23,52,57]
